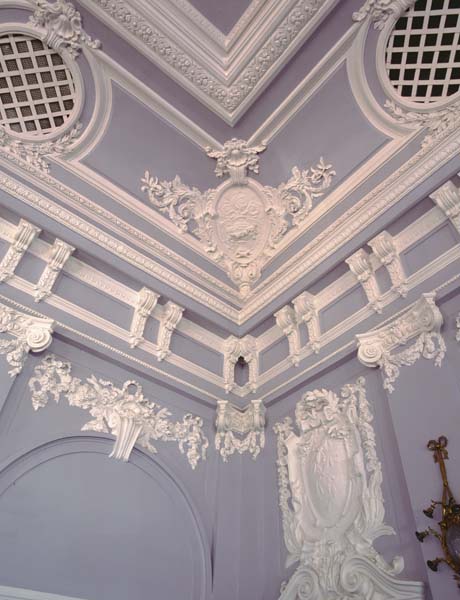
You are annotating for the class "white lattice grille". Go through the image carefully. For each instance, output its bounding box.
[386,0,460,103]
[0,33,76,136]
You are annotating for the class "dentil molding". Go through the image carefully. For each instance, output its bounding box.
[215,399,265,461]
[141,139,335,296]
[357,293,445,393]
[0,303,54,376]
[28,354,209,468]
[274,377,424,600]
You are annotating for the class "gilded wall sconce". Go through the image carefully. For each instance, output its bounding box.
[415,436,460,589]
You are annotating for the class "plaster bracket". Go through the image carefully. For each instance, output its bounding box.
[156,301,184,361]
[275,305,301,366]
[368,231,407,297]
[215,399,265,461]
[34,238,74,302]
[0,303,54,377]
[356,293,445,393]
[0,219,41,283]
[430,180,460,233]
[129,287,159,348]
[346,248,382,313]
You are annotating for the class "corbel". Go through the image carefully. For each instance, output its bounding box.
[430,181,460,233]
[215,399,265,461]
[156,301,184,361]
[34,238,74,302]
[275,305,301,366]
[368,231,407,297]
[0,303,54,376]
[129,287,159,348]
[0,219,41,282]
[346,248,382,313]
[293,291,321,353]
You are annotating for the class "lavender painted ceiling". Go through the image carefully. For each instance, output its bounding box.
[186,0,252,34]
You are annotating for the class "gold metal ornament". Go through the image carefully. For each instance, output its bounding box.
[415,436,460,589]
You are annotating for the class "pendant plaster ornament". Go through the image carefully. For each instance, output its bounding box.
[357,293,445,393]
[141,139,335,296]
[274,377,424,600]
[0,304,54,376]
[28,354,209,468]
[0,219,41,283]
[29,0,101,58]
[0,124,82,173]
[215,399,265,461]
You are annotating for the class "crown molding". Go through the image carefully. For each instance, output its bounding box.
[79,0,339,124]
[0,175,458,404]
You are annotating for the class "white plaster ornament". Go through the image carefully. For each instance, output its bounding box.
[142,139,335,296]
[28,354,209,468]
[0,303,54,376]
[215,399,265,461]
[274,378,424,599]
[357,293,445,393]
[29,0,101,58]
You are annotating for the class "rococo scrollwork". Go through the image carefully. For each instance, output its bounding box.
[274,378,424,599]
[141,138,335,296]
[28,354,209,468]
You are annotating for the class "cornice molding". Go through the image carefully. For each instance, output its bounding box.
[215,399,265,461]
[0,302,54,376]
[357,293,445,393]
[82,0,338,124]
[28,354,209,467]
[275,377,423,599]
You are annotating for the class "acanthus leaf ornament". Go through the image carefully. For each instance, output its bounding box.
[357,293,445,393]
[215,399,265,461]
[28,354,209,468]
[141,140,335,296]
[352,0,401,29]
[274,378,424,600]
[0,303,54,377]
[0,123,83,173]
[385,98,460,149]
[29,0,101,58]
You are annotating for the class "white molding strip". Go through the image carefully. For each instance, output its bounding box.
[0,586,87,600]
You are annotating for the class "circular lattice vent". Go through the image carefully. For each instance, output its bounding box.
[386,0,460,104]
[0,32,77,137]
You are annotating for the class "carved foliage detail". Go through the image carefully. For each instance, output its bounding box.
[274,378,423,599]
[352,0,403,29]
[357,293,445,392]
[215,399,265,461]
[142,141,335,295]
[385,98,460,148]
[0,304,53,376]
[0,124,82,173]
[29,0,101,58]
[28,355,208,468]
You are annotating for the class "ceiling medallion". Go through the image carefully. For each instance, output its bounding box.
[141,139,335,296]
